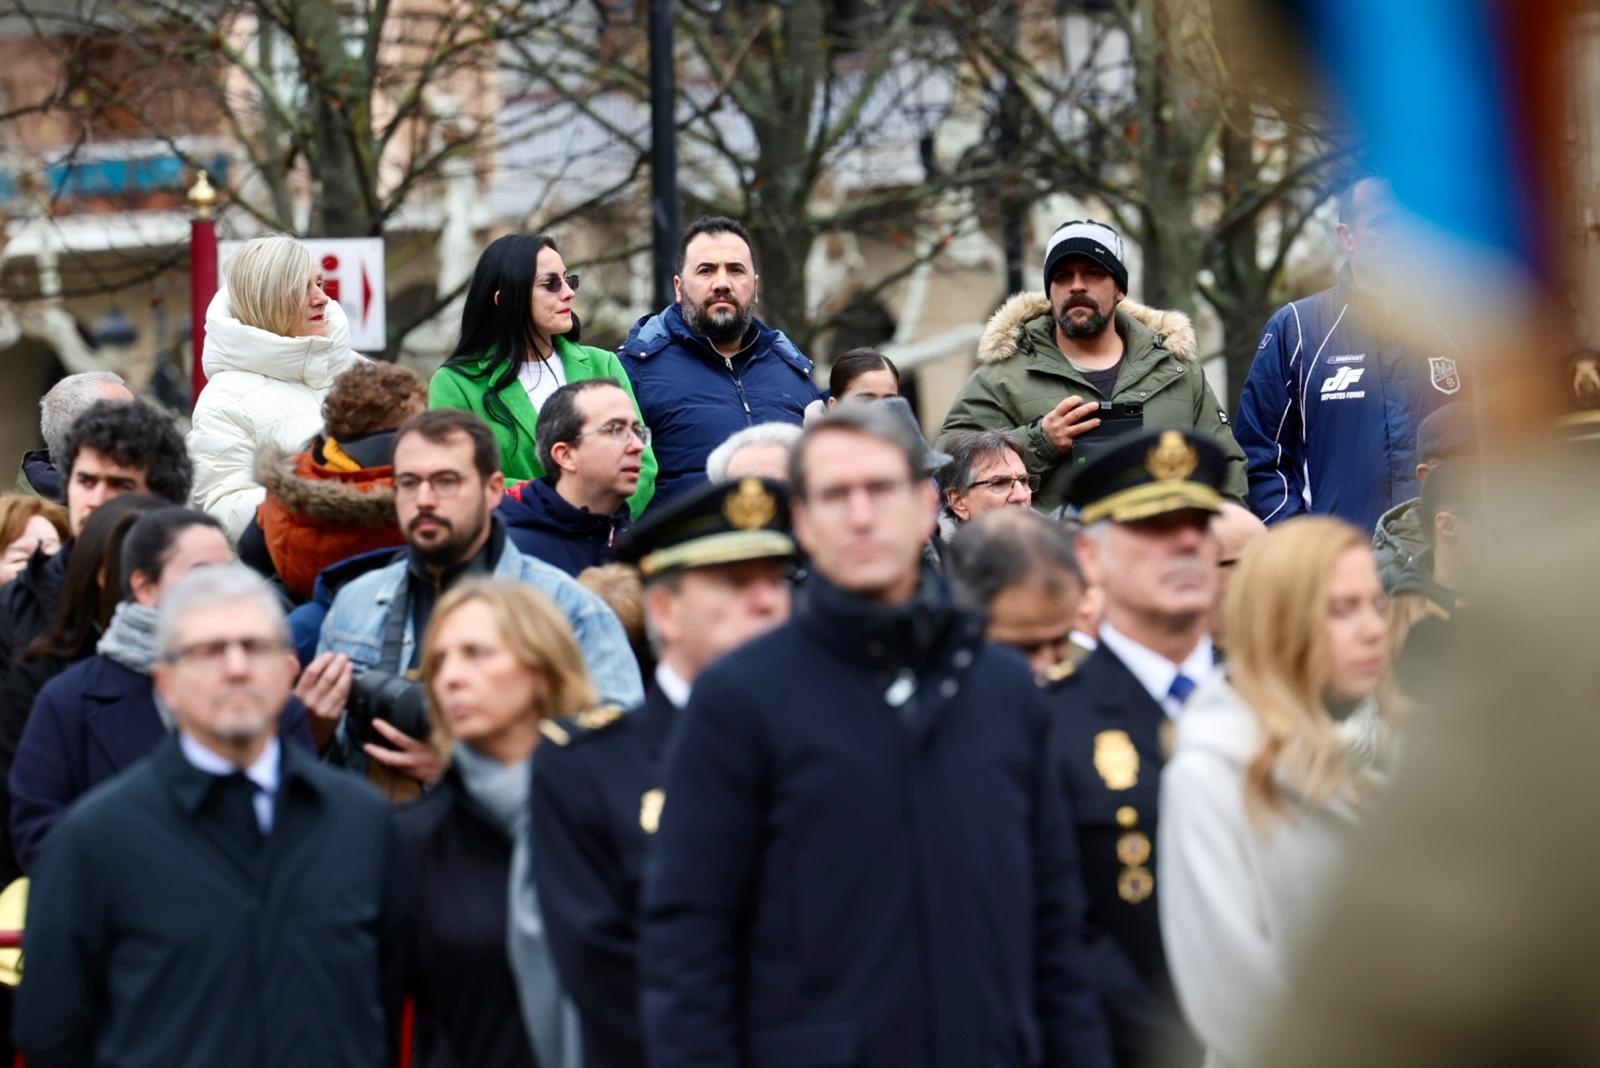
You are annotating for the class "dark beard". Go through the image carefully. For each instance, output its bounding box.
[683,295,754,346]
[407,511,486,569]
[1057,305,1111,338]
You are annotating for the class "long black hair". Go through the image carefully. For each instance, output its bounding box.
[444,233,578,452]
[25,493,165,663]
[119,507,227,598]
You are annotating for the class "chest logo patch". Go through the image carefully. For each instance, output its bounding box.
[640,789,665,834]
[1093,730,1140,791]
[1429,356,1462,395]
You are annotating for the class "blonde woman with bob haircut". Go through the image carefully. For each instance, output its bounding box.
[394,578,600,1068]
[187,234,365,541]
[1156,517,1392,1068]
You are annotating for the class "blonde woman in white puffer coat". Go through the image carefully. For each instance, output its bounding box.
[187,235,366,540]
[1158,517,1396,1068]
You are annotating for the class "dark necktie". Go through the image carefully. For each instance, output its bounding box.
[1167,673,1198,707]
[213,772,264,854]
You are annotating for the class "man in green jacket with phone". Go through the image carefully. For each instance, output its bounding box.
[939,220,1247,512]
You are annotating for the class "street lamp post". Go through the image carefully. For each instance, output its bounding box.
[188,170,219,409]
[649,0,681,307]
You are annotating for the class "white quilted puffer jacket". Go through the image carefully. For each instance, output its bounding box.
[186,289,365,540]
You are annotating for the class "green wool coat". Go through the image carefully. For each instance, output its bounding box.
[938,293,1248,511]
[429,336,657,518]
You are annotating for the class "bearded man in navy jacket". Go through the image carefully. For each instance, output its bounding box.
[639,402,1112,1068]
[618,216,821,511]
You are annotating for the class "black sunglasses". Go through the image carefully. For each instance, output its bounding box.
[535,272,580,294]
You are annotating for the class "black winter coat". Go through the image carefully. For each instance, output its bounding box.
[392,768,539,1068]
[0,545,69,886]
[15,734,408,1068]
[640,572,1112,1068]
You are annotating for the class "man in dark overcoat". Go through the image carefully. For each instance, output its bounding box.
[640,403,1112,1068]
[15,564,407,1067]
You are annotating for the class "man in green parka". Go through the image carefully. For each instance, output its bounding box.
[939,220,1247,511]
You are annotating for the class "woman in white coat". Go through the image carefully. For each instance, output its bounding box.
[1158,516,1393,1068]
[187,235,365,540]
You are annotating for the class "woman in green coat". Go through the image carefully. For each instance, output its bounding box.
[430,234,657,517]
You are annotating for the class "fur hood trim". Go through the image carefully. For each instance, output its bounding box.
[255,444,397,529]
[975,292,1197,365]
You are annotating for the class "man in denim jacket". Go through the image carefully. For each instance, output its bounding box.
[317,410,642,784]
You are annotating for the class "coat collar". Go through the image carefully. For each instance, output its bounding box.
[623,303,815,376]
[976,291,1197,367]
[158,727,328,818]
[202,289,355,388]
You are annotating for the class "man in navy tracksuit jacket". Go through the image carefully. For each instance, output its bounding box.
[619,216,822,512]
[1235,177,1467,534]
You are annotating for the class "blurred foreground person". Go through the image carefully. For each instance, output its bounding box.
[1255,453,1600,1068]
[946,507,1084,677]
[1047,429,1230,1067]
[532,478,796,1067]
[16,565,406,1068]
[703,422,801,483]
[1159,518,1392,1068]
[641,403,1111,1068]
[1209,502,1267,644]
[398,580,607,1068]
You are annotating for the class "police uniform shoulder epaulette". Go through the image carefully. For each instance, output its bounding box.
[1036,658,1078,687]
[538,705,625,748]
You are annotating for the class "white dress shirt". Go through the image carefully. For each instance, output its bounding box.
[1098,623,1216,719]
[655,662,692,710]
[178,733,281,834]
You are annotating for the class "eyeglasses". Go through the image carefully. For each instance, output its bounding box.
[571,420,651,447]
[166,637,288,667]
[394,471,470,499]
[535,272,580,294]
[970,474,1040,495]
[807,476,917,513]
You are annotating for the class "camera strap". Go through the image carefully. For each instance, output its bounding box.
[377,574,412,675]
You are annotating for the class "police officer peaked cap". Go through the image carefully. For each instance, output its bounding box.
[1065,429,1228,525]
[615,477,797,578]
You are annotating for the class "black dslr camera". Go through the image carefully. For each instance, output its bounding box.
[344,668,431,748]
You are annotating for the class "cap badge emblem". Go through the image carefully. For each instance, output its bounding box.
[1146,431,1198,482]
[724,478,777,530]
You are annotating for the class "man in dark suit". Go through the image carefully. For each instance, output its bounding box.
[640,403,1112,1068]
[529,477,797,1068]
[1045,429,1230,1067]
[15,564,407,1068]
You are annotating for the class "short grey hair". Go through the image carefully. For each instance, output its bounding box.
[946,508,1083,610]
[157,564,289,658]
[939,429,1026,500]
[40,371,128,465]
[706,422,803,482]
[790,403,924,495]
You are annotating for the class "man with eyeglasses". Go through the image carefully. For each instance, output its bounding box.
[940,218,1246,511]
[501,379,647,576]
[641,402,1112,1068]
[936,429,1039,545]
[317,409,643,786]
[17,564,408,1068]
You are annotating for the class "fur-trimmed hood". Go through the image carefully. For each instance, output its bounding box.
[255,443,397,529]
[975,292,1197,365]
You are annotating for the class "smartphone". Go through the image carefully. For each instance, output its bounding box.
[1070,401,1145,465]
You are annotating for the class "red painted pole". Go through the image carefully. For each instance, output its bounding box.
[188,171,219,410]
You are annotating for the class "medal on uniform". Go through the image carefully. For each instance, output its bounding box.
[1116,832,1152,867]
[1093,730,1139,790]
[639,789,665,834]
[1118,866,1154,904]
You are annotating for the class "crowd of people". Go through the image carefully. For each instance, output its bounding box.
[0,175,1496,1067]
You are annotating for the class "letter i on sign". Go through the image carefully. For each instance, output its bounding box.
[322,255,341,302]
